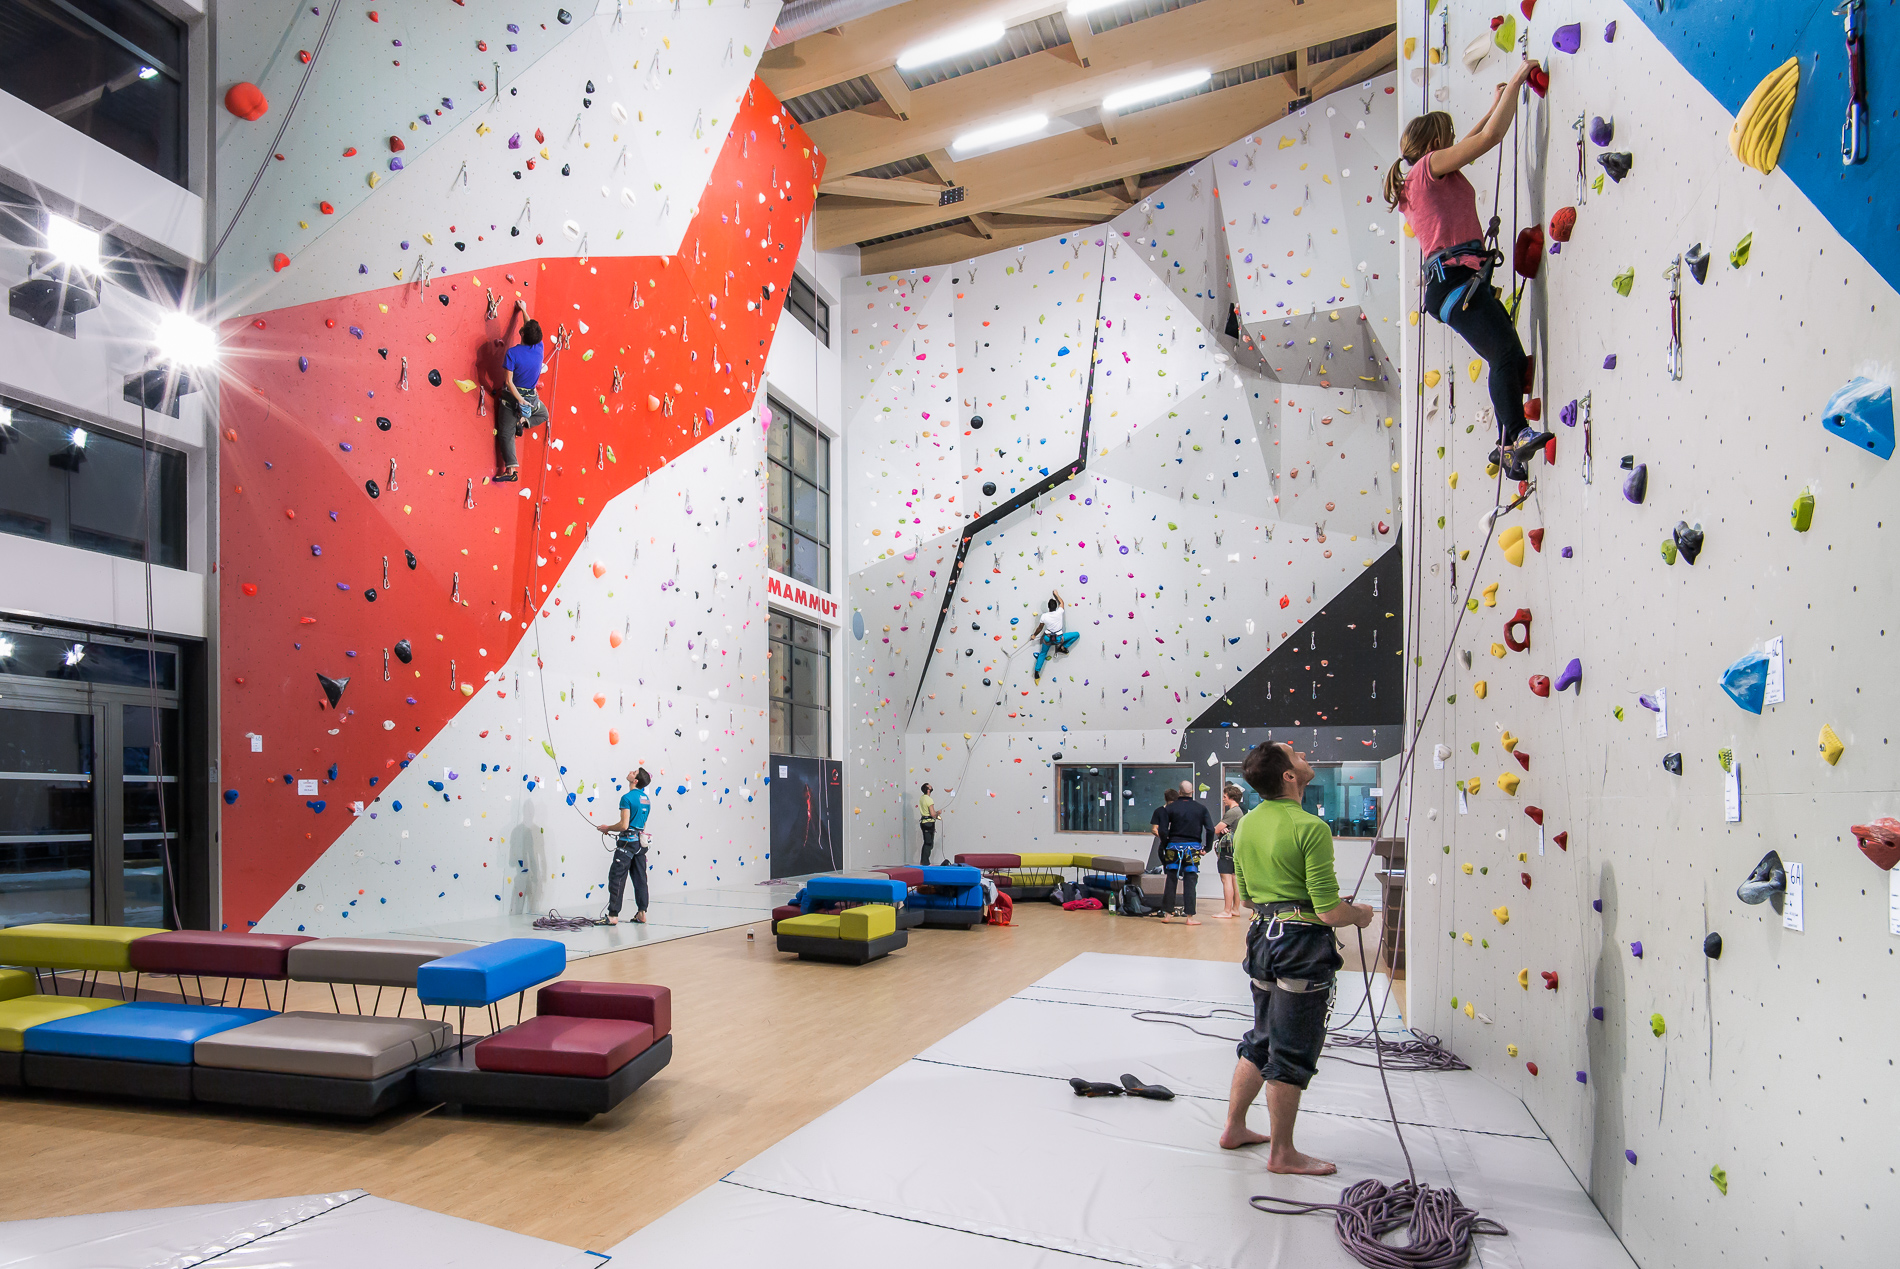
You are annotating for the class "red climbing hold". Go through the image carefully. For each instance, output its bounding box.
[1504,607,1532,652]
[1528,527,1544,552]
[1528,674,1550,696]
[367,9,379,20]
[1524,397,1541,422]
[298,49,311,64]
[1514,226,1545,278]
[1544,437,1557,464]
[343,146,357,157]
[1527,66,1550,97]
[1526,1062,1539,1076]
[1521,872,1532,889]
[1513,751,1530,771]
[271,252,290,272]
[224,82,268,120]
[241,583,258,596]
[1541,971,1559,990]
[1552,831,1568,851]
[477,39,487,51]
[319,201,335,214]
[1549,206,1576,242]
[1525,805,1544,826]
[1851,818,1900,870]
[1520,0,1537,17]
[535,128,546,144]
[389,136,405,152]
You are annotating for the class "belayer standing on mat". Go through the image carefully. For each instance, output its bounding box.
[1220,742,1376,1175]
[496,300,550,483]
[917,782,939,865]
[593,767,653,925]
[1031,591,1080,683]
[1212,783,1246,920]
[1386,56,1553,482]
[1159,779,1215,925]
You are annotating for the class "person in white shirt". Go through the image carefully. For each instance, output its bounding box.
[1032,592,1079,682]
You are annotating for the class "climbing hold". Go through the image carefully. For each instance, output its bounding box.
[1513,226,1544,279]
[224,82,268,120]
[981,482,996,496]
[1610,265,1634,296]
[1704,932,1723,959]
[1548,206,1575,243]
[1462,31,1493,72]
[1551,22,1580,54]
[1576,1071,1587,1084]
[1819,377,1894,460]
[1790,488,1814,531]
[1500,731,1519,753]
[1851,818,1900,870]
[1622,463,1646,503]
[1817,723,1844,766]
[1516,968,1529,989]
[1464,777,1481,795]
[1490,642,1506,660]
[1522,873,1533,890]
[1662,752,1682,774]
[1506,1044,1518,1058]
[1525,1062,1538,1076]
[1728,232,1753,269]
[1672,521,1704,564]
[1729,56,1799,174]
[1499,525,1526,566]
[393,639,412,663]
[1528,674,1550,697]
[1625,1150,1638,1166]
[1492,16,1516,51]
[1661,537,1677,565]
[1555,658,1582,693]
[427,369,442,387]
[1630,941,1643,959]
[1710,1166,1727,1196]
[1527,528,1544,552]
[1598,152,1633,183]
[1503,608,1531,651]
[1737,849,1786,904]
[1461,862,1474,875]
[1423,369,1441,388]
[1481,582,1498,607]
[1473,680,1488,699]
[316,673,349,708]
[1649,1013,1665,1037]
[1589,115,1614,147]
[1719,649,1770,713]
[1525,806,1544,826]
[272,252,290,273]
[1494,905,1510,925]
[1513,751,1530,772]
[364,479,379,499]
[1496,772,1520,796]
[1684,242,1710,283]
[1541,971,1557,990]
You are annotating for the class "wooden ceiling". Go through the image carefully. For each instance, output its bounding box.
[762,0,1398,273]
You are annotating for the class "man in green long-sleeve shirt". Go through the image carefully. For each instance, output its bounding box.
[1218,741,1376,1175]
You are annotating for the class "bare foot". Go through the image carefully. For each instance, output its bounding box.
[1267,1149,1338,1176]
[607,915,619,925]
[1219,1126,1271,1150]
[1185,917,1202,926]
[1213,911,1236,919]
[634,912,648,924]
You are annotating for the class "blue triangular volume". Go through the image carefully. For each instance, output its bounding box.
[1820,377,1894,460]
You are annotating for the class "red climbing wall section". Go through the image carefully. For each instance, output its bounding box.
[216,83,819,930]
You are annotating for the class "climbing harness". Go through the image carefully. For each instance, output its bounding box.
[1839,0,1868,165]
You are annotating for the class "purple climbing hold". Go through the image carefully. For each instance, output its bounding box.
[1592,899,1603,913]
[507,43,518,51]
[1623,463,1647,503]
[336,582,350,591]
[311,545,322,556]
[1638,694,1661,712]
[508,133,521,149]
[1576,1071,1587,1084]
[1603,354,1617,369]
[441,97,454,109]
[348,325,363,338]
[1552,23,1581,54]
[1592,1005,1605,1019]
[507,22,519,32]
[1590,115,1614,147]
[1604,21,1616,42]
[298,356,309,372]
[339,441,352,452]
[1555,658,1582,693]
[1625,1149,1637,1165]
[359,265,368,273]
[1561,546,1573,558]
[400,240,410,250]
[1560,399,1578,428]
[1630,941,1643,958]
[405,696,417,705]
[389,157,403,171]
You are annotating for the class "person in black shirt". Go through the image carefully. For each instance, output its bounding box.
[1149,789,1177,870]
[1160,786,1215,923]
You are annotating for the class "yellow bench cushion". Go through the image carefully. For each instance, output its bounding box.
[0,995,123,1052]
[778,914,841,939]
[1007,873,1063,888]
[838,904,896,941]
[1018,853,1076,869]
[0,923,163,972]
[0,968,34,1003]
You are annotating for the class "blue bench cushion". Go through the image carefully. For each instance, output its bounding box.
[910,889,983,910]
[23,1001,276,1065]
[914,865,981,885]
[415,937,566,1007]
[801,876,908,910]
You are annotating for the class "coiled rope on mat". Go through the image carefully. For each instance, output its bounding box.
[1130,1007,1470,1074]
[531,910,602,931]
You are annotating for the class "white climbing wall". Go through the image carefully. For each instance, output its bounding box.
[1399,3,1898,1262]
[839,76,1405,868]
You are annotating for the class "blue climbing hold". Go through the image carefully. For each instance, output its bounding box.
[851,609,865,640]
[1820,376,1893,460]
[1720,649,1770,714]
[223,789,239,804]
[306,800,326,813]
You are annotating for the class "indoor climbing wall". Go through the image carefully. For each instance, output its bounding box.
[213,1,820,934]
[840,77,1404,868]
[1398,2,1898,1261]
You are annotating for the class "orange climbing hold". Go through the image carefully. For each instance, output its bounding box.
[272,252,290,272]
[224,82,268,120]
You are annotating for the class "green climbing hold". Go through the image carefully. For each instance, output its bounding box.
[542,741,558,760]
[1436,516,1446,528]
[1729,233,1752,268]
[1710,1165,1728,1195]
[1493,15,1516,50]
[1650,1013,1666,1037]
[1470,742,1481,754]
[1450,996,1460,1007]
[1718,747,1734,772]
[1447,694,1458,704]
[1611,267,1635,297]
[1661,538,1678,565]
[1613,706,1625,720]
[1790,488,1814,531]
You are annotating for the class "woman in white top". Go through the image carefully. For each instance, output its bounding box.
[1032,591,1079,683]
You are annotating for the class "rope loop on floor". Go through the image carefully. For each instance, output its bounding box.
[1249,1178,1508,1269]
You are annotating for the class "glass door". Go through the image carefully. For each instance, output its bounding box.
[0,704,98,927]
[119,705,178,927]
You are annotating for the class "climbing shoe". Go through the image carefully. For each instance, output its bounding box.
[1120,1074,1175,1101]
[1512,429,1555,461]
[1069,1077,1125,1098]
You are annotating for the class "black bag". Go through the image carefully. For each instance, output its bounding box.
[1119,883,1155,916]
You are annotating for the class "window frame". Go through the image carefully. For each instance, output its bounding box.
[768,611,830,759]
[1051,761,1198,836]
[0,394,189,569]
[765,394,832,592]
[785,270,830,347]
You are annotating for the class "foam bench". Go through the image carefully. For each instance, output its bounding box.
[0,995,122,1089]
[880,864,985,928]
[776,903,905,964]
[287,937,478,1010]
[192,1012,454,1117]
[869,866,928,928]
[416,938,567,1027]
[21,1001,276,1101]
[0,923,163,979]
[127,930,314,1009]
[952,852,1144,901]
[795,875,913,930]
[415,981,673,1116]
[0,968,32,1003]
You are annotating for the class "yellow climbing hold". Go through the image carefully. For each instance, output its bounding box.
[1729,56,1799,175]
[1468,359,1483,382]
[1493,905,1510,924]
[1482,582,1498,607]
[455,379,477,393]
[1497,771,1521,795]
[1462,862,1475,875]
[1448,471,1459,489]
[1517,968,1530,989]
[1404,35,1418,59]
[1506,1044,1518,1057]
[1464,776,1481,795]
[1462,931,1474,945]
[1463,1002,1475,1018]
[1278,134,1295,149]
[1473,681,1488,699]
[1818,723,1844,765]
[1499,524,1525,566]
[1424,369,1442,388]
[1710,1165,1728,1195]
[1501,731,1518,752]
[1490,642,1507,659]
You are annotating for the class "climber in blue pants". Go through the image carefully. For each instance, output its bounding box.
[1032,592,1079,683]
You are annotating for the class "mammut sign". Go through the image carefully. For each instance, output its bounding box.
[767,570,841,624]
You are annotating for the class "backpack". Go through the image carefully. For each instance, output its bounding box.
[1119,883,1155,916]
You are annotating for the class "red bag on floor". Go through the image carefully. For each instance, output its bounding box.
[988,893,1014,926]
[1061,898,1104,910]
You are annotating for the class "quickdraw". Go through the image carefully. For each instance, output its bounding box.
[1839,0,1868,165]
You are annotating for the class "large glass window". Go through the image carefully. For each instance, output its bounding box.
[1302,762,1382,838]
[769,611,830,758]
[0,0,187,185]
[1052,762,1195,834]
[767,396,831,591]
[0,399,187,567]
[785,271,830,346]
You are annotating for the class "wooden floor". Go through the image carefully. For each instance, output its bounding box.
[0,905,1392,1251]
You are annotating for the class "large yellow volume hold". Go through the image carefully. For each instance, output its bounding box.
[1497,771,1521,795]
[1728,56,1800,175]
[1499,524,1525,566]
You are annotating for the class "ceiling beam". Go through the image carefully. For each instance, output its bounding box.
[1097,103,1120,145]
[866,65,913,120]
[816,69,1304,250]
[817,174,949,204]
[801,0,1393,177]
[760,0,1070,102]
[1307,32,1399,103]
[859,217,1064,274]
[994,195,1128,220]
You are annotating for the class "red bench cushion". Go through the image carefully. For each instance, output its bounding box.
[537,981,670,1039]
[475,1015,654,1079]
[128,931,313,979]
[954,853,1021,869]
[873,866,924,886]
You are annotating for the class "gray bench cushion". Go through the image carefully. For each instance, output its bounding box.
[194,1012,453,1080]
[286,938,473,988]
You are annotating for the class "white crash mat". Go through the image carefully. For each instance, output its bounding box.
[0,1190,607,1269]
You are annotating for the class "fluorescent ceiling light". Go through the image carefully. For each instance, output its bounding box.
[70,427,89,450]
[154,311,217,366]
[1066,0,1121,15]
[0,636,13,659]
[137,66,158,79]
[45,215,101,272]
[63,642,86,667]
[951,113,1050,153]
[1102,69,1212,112]
[896,21,1006,71]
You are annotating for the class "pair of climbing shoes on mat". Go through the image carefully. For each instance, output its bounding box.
[1069,1074,1175,1101]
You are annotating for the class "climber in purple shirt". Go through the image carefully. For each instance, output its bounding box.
[497,301,549,482]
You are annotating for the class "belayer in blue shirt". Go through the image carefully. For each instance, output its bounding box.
[593,767,653,924]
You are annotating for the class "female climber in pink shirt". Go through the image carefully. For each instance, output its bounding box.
[1386,57,1552,482]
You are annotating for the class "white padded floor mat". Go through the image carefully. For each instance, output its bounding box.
[0,1190,607,1268]
[612,953,1636,1269]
